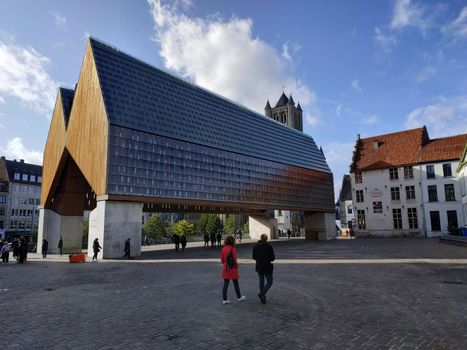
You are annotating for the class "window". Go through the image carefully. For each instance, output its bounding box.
[430,211,441,231]
[443,163,452,177]
[0,196,5,204]
[22,174,28,181]
[426,165,435,179]
[0,208,4,215]
[356,190,364,202]
[30,175,36,182]
[14,172,20,180]
[392,208,402,229]
[405,186,416,200]
[428,185,438,202]
[404,166,414,179]
[347,205,353,214]
[373,201,382,213]
[444,184,455,201]
[37,176,42,183]
[389,168,398,180]
[277,210,282,216]
[447,210,458,230]
[407,208,418,229]
[357,210,366,229]
[391,187,400,200]
[355,172,362,184]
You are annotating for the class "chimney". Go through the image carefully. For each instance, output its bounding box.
[20,159,24,163]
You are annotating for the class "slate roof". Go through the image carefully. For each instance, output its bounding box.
[89,38,330,173]
[59,87,75,128]
[338,175,352,202]
[351,127,467,172]
[3,159,42,184]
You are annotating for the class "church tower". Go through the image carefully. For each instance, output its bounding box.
[265,93,303,132]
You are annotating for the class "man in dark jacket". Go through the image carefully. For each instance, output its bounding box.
[252,234,275,304]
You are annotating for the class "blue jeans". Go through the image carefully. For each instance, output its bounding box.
[258,273,273,296]
[223,279,241,300]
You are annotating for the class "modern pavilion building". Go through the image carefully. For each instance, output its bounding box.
[38,37,335,258]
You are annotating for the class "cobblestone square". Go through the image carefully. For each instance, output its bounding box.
[1,238,466,349]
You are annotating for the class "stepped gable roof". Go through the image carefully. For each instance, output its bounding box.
[419,133,467,163]
[3,159,42,184]
[0,158,9,183]
[59,87,75,128]
[274,92,289,107]
[351,127,427,172]
[338,175,352,202]
[89,37,331,173]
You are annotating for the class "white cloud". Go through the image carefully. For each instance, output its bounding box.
[416,66,436,82]
[361,115,379,125]
[351,79,361,92]
[146,0,316,116]
[390,0,427,32]
[0,137,43,165]
[0,38,58,116]
[446,6,467,39]
[374,26,397,53]
[404,96,467,137]
[50,11,66,29]
[281,43,291,62]
[305,114,319,126]
[0,96,4,104]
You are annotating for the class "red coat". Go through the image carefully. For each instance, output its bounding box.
[220,245,239,280]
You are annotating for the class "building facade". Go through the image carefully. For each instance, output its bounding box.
[350,127,466,237]
[0,157,42,240]
[338,175,354,228]
[39,37,335,258]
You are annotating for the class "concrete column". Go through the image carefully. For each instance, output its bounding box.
[249,215,278,240]
[88,200,142,259]
[37,208,83,254]
[304,212,336,240]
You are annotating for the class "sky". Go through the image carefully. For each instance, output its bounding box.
[0,0,467,199]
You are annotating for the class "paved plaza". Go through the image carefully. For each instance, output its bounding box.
[1,238,467,349]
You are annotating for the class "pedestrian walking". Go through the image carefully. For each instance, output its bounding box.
[238,229,243,242]
[220,235,246,304]
[173,234,180,252]
[252,234,275,304]
[18,237,28,263]
[1,240,10,263]
[287,229,291,239]
[123,238,131,259]
[92,238,102,261]
[203,233,209,247]
[11,238,19,259]
[216,232,222,247]
[41,239,49,258]
[180,235,187,251]
[58,236,63,256]
[210,232,216,248]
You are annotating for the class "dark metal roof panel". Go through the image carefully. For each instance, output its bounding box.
[59,87,75,128]
[89,38,331,173]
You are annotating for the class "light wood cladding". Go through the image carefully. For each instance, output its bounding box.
[65,40,108,196]
[40,92,67,205]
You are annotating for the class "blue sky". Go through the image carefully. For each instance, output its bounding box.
[1,0,467,198]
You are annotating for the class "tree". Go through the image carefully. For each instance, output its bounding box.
[173,220,194,236]
[143,215,166,240]
[224,215,235,236]
[197,214,211,235]
[242,222,249,237]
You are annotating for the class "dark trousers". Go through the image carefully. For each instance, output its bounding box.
[93,252,98,260]
[59,248,63,256]
[223,279,241,300]
[1,252,9,263]
[258,273,273,297]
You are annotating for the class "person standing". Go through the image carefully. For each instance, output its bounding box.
[180,235,187,252]
[92,238,102,261]
[41,239,49,258]
[58,237,64,256]
[216,232,222,247]
[1,240,10,263]
[123,238,131,259]
[210,232,216,248]
[252,234,275,304]
[203,233,209,248]
[220,235,246,304]
[19,237,28,263]
[173,234,180,252]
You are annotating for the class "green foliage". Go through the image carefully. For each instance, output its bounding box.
[172,220,194,236]
[197,214,211,235]
[242,222,249,236]
[143,215,166,239]
[224,215,236,236]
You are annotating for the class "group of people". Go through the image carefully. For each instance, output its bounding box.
[221,233,275,305]
[203,232,223,248]
[172,234,187,251]
[0,236,29,263]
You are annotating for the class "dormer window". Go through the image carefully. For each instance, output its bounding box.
[373,141,379,149]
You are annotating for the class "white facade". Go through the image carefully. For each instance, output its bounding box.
[343,200,354,227]
[274,209,291,233]
[420,161,464,237]
[458,164,467,229]
[351,161,464,237]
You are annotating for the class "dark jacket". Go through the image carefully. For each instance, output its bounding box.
[252,241,275,274]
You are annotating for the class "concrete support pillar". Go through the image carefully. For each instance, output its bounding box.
[37,208,83,254]
[304,212,336,240]
[88,200,142,259]
[249,215,278,240]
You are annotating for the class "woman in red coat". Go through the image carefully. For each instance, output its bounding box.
[220,235,246,304]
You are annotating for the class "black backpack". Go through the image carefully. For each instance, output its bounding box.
[226,247,235,269]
